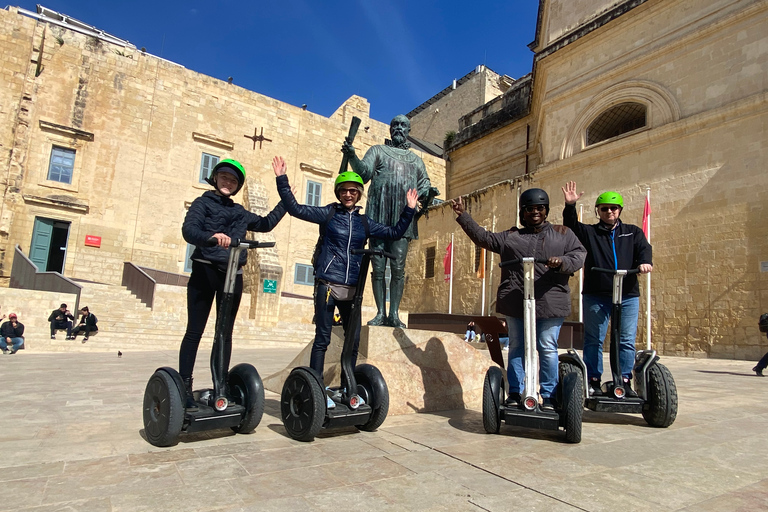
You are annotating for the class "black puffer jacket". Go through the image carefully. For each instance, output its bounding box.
[182,191,286,268]
[563,203,652,298]
[456,214,586,319]
[276,174,415,286]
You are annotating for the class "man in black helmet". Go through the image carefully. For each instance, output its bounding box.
[451,189,585,410]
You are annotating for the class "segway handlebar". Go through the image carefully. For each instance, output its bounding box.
[351,248,396,260]
[591,267,641,275]
[499,257,550,268]
[204,237,276,249]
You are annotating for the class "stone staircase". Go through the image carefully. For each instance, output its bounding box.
[3,282,314,353]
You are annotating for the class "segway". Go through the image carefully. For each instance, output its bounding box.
[280,248,390,442]
[579,267,677,427]
[482,257,583,443]
[142,238,273,447]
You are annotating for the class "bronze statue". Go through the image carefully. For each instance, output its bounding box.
[341,115,438,327]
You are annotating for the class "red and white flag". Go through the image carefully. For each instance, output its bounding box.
[642,194,651,240]
[444,242,453,282]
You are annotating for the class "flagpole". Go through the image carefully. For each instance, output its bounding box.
[645,187,652,350]
[578,204,584,323]
[481,248,486,316]
[448,233,454,315]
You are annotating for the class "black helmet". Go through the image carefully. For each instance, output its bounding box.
[519,188,550,225]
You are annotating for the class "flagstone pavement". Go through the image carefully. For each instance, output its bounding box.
[1,347,767,511]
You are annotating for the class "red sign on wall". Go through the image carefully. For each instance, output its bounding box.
[85,235,102,248]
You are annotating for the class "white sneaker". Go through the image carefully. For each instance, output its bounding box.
[326,395,336,409]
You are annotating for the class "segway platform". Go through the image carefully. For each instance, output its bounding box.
[184,401,246,433]
[501,406,560,431]
[585,396,644,414]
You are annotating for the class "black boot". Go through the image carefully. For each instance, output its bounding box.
[182,377,199,411]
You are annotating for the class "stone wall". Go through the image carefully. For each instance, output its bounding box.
[0,7,446,327]
[405,0,768,361]
[408,66,510,147]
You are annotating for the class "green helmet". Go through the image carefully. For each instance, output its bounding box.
[208,158,246,195]
[334,171,364,199]
[595,191,623,208]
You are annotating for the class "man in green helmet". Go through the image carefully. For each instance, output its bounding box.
[562,181,652,397]
[341,115,438,328]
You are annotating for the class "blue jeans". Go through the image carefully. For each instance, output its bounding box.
[583,294,640,381]
[1,337,24,351]
[505,316,563,399]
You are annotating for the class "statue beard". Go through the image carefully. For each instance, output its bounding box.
[391,132,408,148]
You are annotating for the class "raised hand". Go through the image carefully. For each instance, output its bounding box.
[272,156,287,177]
[341,140,356,156]
[562,181,584,205]
[406,188,419,209]
[451,197,465,216]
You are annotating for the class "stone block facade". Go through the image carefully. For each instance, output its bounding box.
[403,0,768,361]
[0,7,446,327]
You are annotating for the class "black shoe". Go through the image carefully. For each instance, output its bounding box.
[182,377,199,412]
[754,366,764,377]
[623,378,639,398]
[589,378,603,396]
[541,397,555,411]
[9,350,16,355]
[504,393,521,407]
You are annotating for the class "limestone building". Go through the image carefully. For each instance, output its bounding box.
[403,0,768,360]
[0,5,446,324]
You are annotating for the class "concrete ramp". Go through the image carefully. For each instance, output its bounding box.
[263,326,494,416]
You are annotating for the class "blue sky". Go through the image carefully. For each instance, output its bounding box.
[22,1,540,122]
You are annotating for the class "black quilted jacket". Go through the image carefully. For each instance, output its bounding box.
[182,191,286,268]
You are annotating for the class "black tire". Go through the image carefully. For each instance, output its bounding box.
[561,370,583,444]
[642,362,678,428]
[482,367,503,434]
[228,363,265,434]
[143,370,184,447]
[354,365,389,432]
[281,368,325,441]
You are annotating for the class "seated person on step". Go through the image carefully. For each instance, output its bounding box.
[48,303,74,340]
[1,312,24,354]
[70,306,98,342]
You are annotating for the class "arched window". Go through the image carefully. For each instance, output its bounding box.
[586,102,647,146]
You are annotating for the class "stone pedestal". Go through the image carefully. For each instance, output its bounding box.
[262,326,494,416]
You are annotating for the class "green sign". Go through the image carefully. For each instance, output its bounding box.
[263,279,277,294]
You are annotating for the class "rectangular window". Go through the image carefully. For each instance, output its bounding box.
[425,246,436,279]
[306,180,322,206]
[199,153,220,183]
[47,146,76,184]
[294,263,314,286]
[184,243,195,273]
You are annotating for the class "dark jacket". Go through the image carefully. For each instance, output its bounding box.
[78,313,98,329]
[182,190,286,268]
[276,174,416,286]
[48,309,74,323]
[1,320,24,338]
[456,214,586,319]
[563,203,652,298]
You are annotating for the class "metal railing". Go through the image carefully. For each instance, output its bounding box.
[121,262,156,309]
[10,245,82,311]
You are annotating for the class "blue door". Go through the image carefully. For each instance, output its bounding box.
[30,217,54,270]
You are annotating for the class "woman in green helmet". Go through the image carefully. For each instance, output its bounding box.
[562,181,652,397]
[273,156,418,408]
[178,158,288,410]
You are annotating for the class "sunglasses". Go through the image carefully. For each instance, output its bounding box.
[338,188,360,195]
[599,205,620,212]
[524,205,546,213]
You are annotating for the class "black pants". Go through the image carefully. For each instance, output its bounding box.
[72,324,98,337]
[311,281,359,381]
[51,320,72,337]
[178,261,243,380]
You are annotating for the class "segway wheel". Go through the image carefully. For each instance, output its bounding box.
[228,363,265,434]
[482,366,503,434]
[354,364,389,432]
[560,367,584,444]
[642,362,678,428]
[281,368,324,442]
[143,370,184,447]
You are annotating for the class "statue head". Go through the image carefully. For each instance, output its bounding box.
[390,115,410,147]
